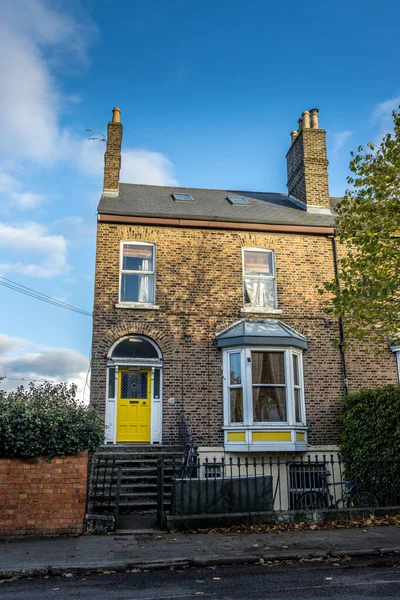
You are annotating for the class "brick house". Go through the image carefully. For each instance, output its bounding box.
[90,107,399,461]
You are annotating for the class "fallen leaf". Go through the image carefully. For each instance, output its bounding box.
[52,588,60,591]
[326,577,333,581]
[213,576,221,580]
[195,592,204,596]
[64,573,73,578]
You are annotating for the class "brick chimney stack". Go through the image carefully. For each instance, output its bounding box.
[103,107,122,195]
[286,108,330,212]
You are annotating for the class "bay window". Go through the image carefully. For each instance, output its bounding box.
[120,242,155,305]
[217,319,308,450]
[225,347,305,426]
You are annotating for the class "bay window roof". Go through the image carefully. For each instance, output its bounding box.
[215,319,307,350]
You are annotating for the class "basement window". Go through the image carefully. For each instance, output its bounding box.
[172,193,194,202]
[227,196,250,205]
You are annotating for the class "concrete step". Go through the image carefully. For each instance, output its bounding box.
[98,445,183,453]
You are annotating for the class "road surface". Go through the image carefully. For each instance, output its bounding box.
[1,556,400,599]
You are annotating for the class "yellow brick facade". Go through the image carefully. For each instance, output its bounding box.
[90,222,398,448]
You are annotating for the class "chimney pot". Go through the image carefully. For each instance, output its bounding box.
[298,117,303,132]
[302,111,310,128]
[310,108,319,129]
[112,107,121,123]
[290,130,298,144]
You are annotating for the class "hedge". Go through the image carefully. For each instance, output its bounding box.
[0,382,104,458]
[339,384,400,504]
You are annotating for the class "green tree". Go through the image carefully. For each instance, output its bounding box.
[322,109,400,349]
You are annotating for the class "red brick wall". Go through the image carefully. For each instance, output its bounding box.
[0,451,88,537]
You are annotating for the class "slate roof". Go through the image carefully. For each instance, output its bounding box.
[215,319,308,349]
[98,183,336,228]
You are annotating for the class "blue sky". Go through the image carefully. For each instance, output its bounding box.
[0,0,399,396]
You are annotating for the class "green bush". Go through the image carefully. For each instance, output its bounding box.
[340,384,400,459]
[339,384,400,504]
[0,382,104,458]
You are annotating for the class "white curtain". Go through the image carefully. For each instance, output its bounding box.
[138,259,152,303]
[245,279,273,307]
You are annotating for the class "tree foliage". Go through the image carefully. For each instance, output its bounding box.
[322,109,400,348]
[0,382,103,458]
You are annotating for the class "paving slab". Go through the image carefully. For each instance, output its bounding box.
[0,525,399,577]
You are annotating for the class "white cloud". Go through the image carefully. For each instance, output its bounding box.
[332,130,353,154]
[371,95,400,141]
[0,222,69,278]
[0,0,94,165]
[0,0,178,195]
[0,333,26,356]
[0,343,89,399]
[78,140,178,186]
[121,149,178,186]
[0,168,45,211]
[0,347,88,379]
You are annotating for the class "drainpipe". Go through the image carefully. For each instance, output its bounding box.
[330,236,349,395]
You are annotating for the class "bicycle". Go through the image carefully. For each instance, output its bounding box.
[296,470,379,510]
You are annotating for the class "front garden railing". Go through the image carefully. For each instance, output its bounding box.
[157,453,400,525]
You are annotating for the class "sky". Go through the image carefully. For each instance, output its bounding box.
[0,0,399,398]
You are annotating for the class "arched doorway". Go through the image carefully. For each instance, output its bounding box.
[105,335,163,444]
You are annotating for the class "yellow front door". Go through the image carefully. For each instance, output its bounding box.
[117,369,151,442]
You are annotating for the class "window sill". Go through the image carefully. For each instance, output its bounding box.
[240,307,282,315]
[224,426,308,452]
[115,303,160,310]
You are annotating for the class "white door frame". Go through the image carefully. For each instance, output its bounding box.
[105,360,163,444]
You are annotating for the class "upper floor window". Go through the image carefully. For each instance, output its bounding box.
[243,248,276,310]
[120,242,155,304]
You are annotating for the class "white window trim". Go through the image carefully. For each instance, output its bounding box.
[222,345,306,429]
[391,345,400,383]
[119,241,157,306]
[242,247,278,311]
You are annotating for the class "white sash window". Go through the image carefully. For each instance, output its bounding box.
[243,248,277,310]
[223,347,305,428]
[119,242,156,305]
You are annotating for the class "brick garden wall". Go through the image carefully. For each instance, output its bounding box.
[91,223,398,448]
[0,451,88,537]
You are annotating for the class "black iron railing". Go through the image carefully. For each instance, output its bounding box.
[157,453,400,522]
[178,413,199,478]
[87,456,122,521]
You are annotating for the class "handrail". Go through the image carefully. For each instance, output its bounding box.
[178,413,199,478]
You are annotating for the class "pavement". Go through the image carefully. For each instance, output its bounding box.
[0,524,399,578]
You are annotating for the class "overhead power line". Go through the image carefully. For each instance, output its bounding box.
[0,374,48,383]
[0,276,92,317]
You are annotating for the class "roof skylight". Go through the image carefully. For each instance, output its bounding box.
[172,193,194,202]
[227,196,250,205]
